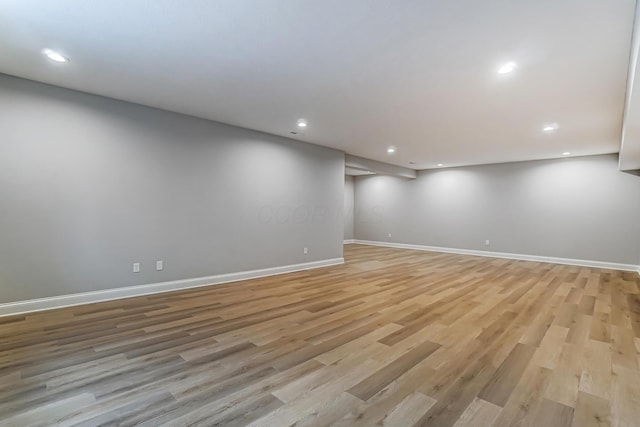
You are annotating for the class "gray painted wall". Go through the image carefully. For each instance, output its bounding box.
[0,74,344,303]
[355,154,640,265]
[344,175,354,240]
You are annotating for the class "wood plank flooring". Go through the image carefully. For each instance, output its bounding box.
[1,244,639,426]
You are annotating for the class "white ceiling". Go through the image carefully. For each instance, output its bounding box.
[0,0,636,169]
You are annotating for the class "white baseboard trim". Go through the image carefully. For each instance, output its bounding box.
[0,257,344,317]
[353,240,640,272]
[343,239,356,244]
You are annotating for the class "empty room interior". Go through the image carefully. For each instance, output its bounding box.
[2,1,640,426]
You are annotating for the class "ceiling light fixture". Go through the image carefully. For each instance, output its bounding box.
[43,49,68,63]
[387,146,396,154]
[562,152,571,156]
[437,163,444,167]
[296,119,308,128]
[543,123,559,132]
[497,61,517,74]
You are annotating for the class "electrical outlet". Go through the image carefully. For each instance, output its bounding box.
[133,263,140,273]
[388,233,392,238]
[485,239,490,246]
[156,260,163,271]
[303,247,308,254]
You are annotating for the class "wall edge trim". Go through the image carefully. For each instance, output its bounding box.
[353,240,640,272]
[0,257,344,317]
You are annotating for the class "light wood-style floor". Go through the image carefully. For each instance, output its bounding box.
[1,244,639,427]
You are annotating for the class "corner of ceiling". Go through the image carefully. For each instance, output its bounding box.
[345,154,417,179]
[619,0,640,172]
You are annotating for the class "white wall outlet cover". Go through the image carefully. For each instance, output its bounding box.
[156,261,163,271]
[133,263,140,273]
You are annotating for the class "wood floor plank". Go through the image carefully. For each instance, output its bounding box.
[248,359,380,427]
[579,339,613,400]
[380,391,436,426]
[452,397,501,427]
[0,244,638,426]
[610,365,640,427]
[347,340,440,401]
[544,343,583,408]
[523,398,574,427]
[571,391,611,427]
[532,325,569,369]
[478,342,536,407]
[0,393,95,427]
[279,391,362,427]
[490,364,552,427]
[611,325,639,371]
[566,313,592,347]
[71,392,176,427]
[332,360,437,427]
[414,356,497,427]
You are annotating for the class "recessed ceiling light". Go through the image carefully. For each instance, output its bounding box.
[497,61,517,74]
[43,49,68,63]
[543,123,559,132]
[387,146,396,154]
[296,119,308,128]
[562,152,571,156]
[437,163,444,167]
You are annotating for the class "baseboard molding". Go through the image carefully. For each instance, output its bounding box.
[353,240,640,272]
[343,239,356,244]
[0,257,344,317]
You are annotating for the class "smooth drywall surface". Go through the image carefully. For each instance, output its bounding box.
[0,74,344,303]
[345,155,416,179]
[354,155,640,264]
[344,175,354,240]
